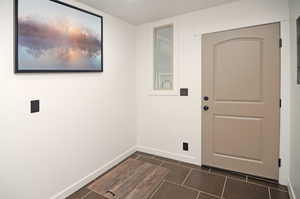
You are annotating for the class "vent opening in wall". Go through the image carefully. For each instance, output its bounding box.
[297,17,300,84]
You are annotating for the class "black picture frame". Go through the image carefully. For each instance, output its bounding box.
[14,0,103,73]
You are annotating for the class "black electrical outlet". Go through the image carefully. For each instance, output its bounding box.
[183,142,189,151]
[180,88,188,96]
[31,100,40,113]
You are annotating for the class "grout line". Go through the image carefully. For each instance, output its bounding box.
[169,181,200,193]
[75,154,224,199]
[195,191,201,199]
[81,191,91,199]
[165,180,220,199]
[181,184,203,193]
[221,177,227,199]
[164,161,193,170]
[105,154,241,199]
[200,169,230,178]
[148,180,165,199]
[102,152,289,199]
[182,168,192,185]
[209,172,246,183]
[139,151,287,192]
[197,190,221,199]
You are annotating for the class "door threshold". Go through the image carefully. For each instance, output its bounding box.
[204,165,280,185]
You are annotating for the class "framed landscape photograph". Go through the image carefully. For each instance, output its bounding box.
[15,0,103,73]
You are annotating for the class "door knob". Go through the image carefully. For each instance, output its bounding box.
[203,106,209,111]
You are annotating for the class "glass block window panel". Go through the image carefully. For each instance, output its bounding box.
[297,17,300,84]
[154,25,174,90]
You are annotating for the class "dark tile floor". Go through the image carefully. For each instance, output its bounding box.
[66,152,290,199]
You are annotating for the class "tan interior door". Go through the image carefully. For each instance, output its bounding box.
[202,23,281,180]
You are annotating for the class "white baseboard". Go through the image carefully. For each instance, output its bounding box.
[288,179,297,199]
[136,146,198,165]
[49,146,137,199]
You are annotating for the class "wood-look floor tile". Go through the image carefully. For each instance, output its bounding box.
[270,189,290,199]
[197,192,220,199]
[89,158,168,199]
[150,182,198,199]
[66,187,90,199]
[124,166,169,199]
[184,170,225,196]
[101,163,156,198]
[153,156,180,164]
[136,152,155,158]
[210,168,246,181]
[137,156,162,166]
[129,153,139,159]
[89,158,144,195]
[161,162,191,184]
[84,191,108,199]
[223,179,269,199]
[67,153,288,199]
[179,162,209,172]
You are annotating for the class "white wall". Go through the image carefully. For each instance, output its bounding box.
[0,0,136,199]
[136,0,291,185]
[289,0,300,197]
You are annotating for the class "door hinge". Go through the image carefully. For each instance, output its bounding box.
[279,38,282,48]
[278,158,282,167]
[280,99,282,108]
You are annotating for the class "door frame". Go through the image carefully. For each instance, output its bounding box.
[201,22,282,180]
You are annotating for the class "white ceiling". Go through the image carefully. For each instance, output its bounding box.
[77,0,239,25]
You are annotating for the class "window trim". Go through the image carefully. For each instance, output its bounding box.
[153,24,174,91]
[149,22,179,96]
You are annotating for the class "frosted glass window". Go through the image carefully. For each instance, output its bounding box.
[154,25,174,90]
[297,17,300,84]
